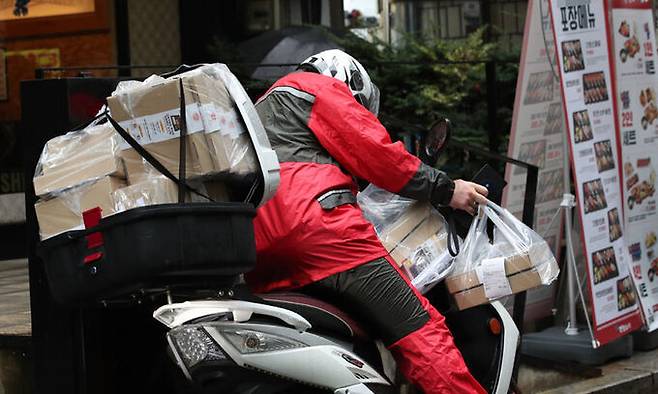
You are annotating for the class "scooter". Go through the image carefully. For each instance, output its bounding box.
[153,120,520,393]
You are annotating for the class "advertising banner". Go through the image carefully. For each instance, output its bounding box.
[504,0,566,321]
[549,0,643,344]
[612,0,658,331]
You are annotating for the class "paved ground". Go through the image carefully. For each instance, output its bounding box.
[518,348,658,393]
[0,260,29,337]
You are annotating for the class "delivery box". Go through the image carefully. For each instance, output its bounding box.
[446,203,559,310]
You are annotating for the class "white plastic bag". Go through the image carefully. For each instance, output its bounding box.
[358,185,456,293]
[450,200,559,301]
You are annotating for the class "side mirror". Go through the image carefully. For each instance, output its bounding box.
[421,118,451,165]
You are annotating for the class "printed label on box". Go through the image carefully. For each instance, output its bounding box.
[117,104,205,149]
[476,257,513,299]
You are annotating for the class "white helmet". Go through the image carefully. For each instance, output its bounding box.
[299,49,380,115]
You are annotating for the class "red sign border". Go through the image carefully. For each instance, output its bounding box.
[547,0,644,345]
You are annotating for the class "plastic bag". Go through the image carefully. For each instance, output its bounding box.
[357,184,416,234]
[358,185,456,293]
[449,201,559,302]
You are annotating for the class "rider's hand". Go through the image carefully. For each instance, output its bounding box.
[449,180,488,215]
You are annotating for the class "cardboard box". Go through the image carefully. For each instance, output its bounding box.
[379,202,443,265]
[33,156,125,197]
[118,134,213,182]
[41,123,119,175]
[113,176,179,210]
[188,69,257,175]
[445,251,548,311]
[445,253,535,293]
[107,76,215,179]
[450,268,542,310]
[35,176,126,239]
[203,180,230,202]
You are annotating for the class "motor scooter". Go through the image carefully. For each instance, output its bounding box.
[153,119,520,394]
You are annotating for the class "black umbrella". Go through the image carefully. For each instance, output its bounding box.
[239,26,344,80]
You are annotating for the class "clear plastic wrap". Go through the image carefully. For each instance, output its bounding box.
[113,176,179,211]
[35,176,126,240]
[33,122,125,197]
[358,185,455,293]
[107,73,215,180]
[106,63,257,182]
[446,201,559,310]
[183,64,257,175]
[357,184,417,234]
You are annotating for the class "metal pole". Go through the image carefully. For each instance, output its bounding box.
[562,127,579,335]
[564,193,578,335]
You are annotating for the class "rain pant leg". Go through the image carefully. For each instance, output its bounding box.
[299,257,486,394]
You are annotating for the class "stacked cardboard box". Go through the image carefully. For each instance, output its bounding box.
[34,65,256,240]
[187,69,257,175]
[107,67,257,182]
[107,76,215,183]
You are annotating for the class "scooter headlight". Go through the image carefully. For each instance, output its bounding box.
[220,328,307,354]
[167,326,227,371]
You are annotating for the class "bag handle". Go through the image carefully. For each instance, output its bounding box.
[459,205,489,264]
[482,203,528,251]
[485,200,529,238]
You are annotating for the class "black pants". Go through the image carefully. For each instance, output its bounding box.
[299,257,430,346]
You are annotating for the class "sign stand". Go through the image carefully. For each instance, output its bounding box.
[522,132,633,365]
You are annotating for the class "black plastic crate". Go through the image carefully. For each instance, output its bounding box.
[39,203,256,306]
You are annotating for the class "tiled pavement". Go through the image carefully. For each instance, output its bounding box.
[0,260,30,337]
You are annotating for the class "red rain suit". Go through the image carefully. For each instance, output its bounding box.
[247,71,485,393]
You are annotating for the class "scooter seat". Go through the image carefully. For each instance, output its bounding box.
[262,292,369,341]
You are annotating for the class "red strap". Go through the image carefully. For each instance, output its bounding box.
[82,207,104,249]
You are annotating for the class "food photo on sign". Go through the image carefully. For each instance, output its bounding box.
[623,158,656,210]
[562,39,586,72]
[607,208,623,242]
[583,178,608,214]
[639,87,658,130]
[573,109,594,143]
[524,71,555,104]
[592,246,620,285]
[617,20,641,64]
[617,276,638,311]
[583,71,610,104]
[594,140,616,172]
[536,168,564,204]
[544,102,565,135]
[514,139,547,174]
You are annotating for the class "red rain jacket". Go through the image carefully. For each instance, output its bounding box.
[247,72,454,293]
